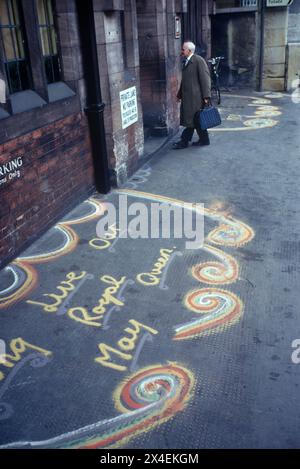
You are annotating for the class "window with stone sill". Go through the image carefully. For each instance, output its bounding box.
[0,0,75,120]
[0,0,31,94]
[36,0,62,84]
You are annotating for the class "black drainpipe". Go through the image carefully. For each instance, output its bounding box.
[75,0,111,194]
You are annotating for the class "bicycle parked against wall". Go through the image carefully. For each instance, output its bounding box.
[208,56,224,105]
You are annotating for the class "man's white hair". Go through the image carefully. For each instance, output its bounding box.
[184,41,196,53]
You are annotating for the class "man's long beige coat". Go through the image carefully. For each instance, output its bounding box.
[177,54,211,128]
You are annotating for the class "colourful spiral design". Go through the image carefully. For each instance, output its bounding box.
[2,199,105,310]
[18,225,79,264]
[207,221,254,247]
[61,199,105,225]
[191,244,239,285]
[75,364,195,449]
[117,190,255,248]
[0,364,195,449]
[174,288,243,340]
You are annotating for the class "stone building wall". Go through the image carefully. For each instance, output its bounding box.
[211,12,257,88]
[93,0,144,185]
[262,8,288,91]
[136,0,185,139]
[286,1,300,91]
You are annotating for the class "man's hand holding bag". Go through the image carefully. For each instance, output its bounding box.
[199,100,222,130]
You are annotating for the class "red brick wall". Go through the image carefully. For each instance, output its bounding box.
[0,113,95,268]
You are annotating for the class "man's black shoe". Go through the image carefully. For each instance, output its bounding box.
[172,141,188,149]
[192,140,210,146]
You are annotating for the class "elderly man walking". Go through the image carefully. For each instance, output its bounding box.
[173,41,211,149]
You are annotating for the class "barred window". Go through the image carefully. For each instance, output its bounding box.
[0,0,31,94]
[37,0,61,84]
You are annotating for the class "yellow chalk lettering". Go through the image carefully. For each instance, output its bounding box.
[27,271,88,313]
[92,276,126,315]
[118,336,137,352]
[89,238,110,250]
[10,338,52,357]
[89,226,119,250]
[136,248,174,286]
[92,304,106,316]
[94,320,158,372]
[160,248,174,256]
[42,294,64,312]
[0,338,52,379]
[152,264,163,275]
[101,275,126,286]
[95,344,131,371]
[67,275,126,327]
[104,286,124,306]
[128,319,159,336]
[26,298,59,313]
[57,284,74,295]
[0,338,33,367]
[136,273,160,286]
[0,357,14,368]
[66,271,87,282]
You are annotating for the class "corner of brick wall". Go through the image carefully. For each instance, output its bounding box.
[0,112,95,268]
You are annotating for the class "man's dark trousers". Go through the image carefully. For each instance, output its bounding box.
[181,111,209,145]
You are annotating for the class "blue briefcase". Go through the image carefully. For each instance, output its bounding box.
[199,105,222,130]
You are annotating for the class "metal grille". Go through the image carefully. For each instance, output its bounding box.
[240,0,258,6]
[215,0,258,7]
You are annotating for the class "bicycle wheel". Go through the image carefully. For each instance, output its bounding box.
[211,85,221,106]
